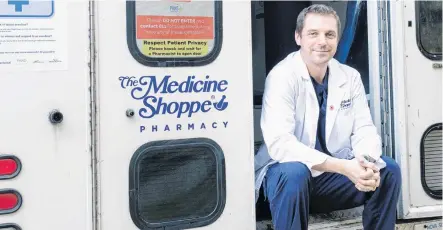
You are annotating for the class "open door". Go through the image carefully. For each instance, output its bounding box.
[390,0,442,219]
[95,1,256,229]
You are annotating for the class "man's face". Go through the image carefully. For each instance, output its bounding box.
[295,13,339,66]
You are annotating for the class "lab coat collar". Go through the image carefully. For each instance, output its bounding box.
[292,51,348,147]
[292,51,347,87]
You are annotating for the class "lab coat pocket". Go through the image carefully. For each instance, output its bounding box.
[338,97,353,117]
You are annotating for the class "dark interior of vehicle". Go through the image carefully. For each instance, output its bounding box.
[253,0,369,107]
[252,0,370,220]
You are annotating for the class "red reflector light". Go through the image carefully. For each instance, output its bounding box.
[0,190,22,214]
[0,159,17,176]
[0,194,18,210]
[0,156,21,180]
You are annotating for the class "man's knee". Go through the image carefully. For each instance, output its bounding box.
[270,162,312,193]
[381,156,402,187]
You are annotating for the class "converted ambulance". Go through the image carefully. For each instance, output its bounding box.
[0,0,441,229]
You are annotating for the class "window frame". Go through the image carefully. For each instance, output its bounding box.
[415,1,442,61]
[420,123,442,200]
[126,1,223,67]
[128,138,226,230]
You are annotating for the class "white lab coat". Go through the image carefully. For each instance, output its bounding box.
[254,51,384,201]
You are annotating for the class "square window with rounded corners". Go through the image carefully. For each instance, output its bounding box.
[129,138,226,230]
[416,1,442,60]
[126,0,223,67]
[421,123,442,200]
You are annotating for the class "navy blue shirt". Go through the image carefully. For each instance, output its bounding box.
[310,68,331,155]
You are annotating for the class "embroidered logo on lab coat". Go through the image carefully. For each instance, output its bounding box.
[340,99,351,110]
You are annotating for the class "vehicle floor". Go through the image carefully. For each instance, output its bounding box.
[256,206,442,230]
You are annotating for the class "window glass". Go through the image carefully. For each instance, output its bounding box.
[127,1,222,66]
[416,1,442,60]
[129,138,226,229]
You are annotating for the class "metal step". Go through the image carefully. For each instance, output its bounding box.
[256,206,364,230]
[256,218,363,230]
[256,206,442,230]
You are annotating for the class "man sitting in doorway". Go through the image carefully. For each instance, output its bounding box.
[255,4,401,230]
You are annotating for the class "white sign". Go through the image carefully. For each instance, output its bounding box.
[0,0,67,72]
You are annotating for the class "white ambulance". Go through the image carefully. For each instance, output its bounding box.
[0,0,441,229]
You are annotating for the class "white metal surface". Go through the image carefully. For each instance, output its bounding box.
[390,0,442,219]
[367,0,382,134]
[0,1,92,229]
[96,1,255,229]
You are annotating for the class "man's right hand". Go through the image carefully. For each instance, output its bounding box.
[341,156,380,192]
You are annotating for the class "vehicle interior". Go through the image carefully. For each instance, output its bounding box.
[250,0,370,226]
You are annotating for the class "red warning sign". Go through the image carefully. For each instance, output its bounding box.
[136,15,214,40]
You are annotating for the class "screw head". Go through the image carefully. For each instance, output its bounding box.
[126,109,135,117]
[49,110,63,124]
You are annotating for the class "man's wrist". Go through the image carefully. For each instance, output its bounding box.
[329,157,347,175]
[313,157,347,175]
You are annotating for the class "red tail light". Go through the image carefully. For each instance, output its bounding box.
[0,190,22,214]
[0,156,21,179]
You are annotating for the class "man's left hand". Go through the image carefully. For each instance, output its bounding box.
[356,155,380,172]
[355,155,381,191]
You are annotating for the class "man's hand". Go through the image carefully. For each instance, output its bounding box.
[341,156,380,192]
[357,155,381,172]
[356,155,381,190]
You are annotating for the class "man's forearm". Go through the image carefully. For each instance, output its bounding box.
[312,157,347,175]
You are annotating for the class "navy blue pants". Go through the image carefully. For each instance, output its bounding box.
[263,156,401,230]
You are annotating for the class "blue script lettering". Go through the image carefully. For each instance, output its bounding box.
[130,75,228,99]
[120,75,229,119]
[139,96,217,118]
[119,76,139,89]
